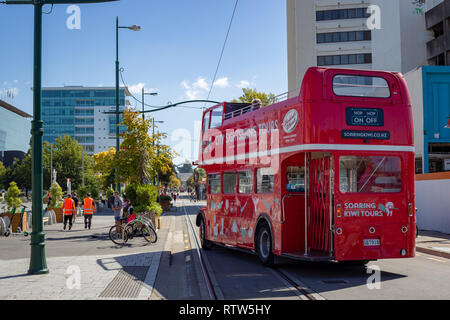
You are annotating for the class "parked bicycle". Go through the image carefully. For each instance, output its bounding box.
[109,215,157,246]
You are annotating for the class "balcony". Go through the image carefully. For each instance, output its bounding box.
[427,35,446,59]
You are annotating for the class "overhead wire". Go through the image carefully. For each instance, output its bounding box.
[204,0,239,108]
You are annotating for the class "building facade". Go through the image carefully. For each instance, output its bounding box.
[0,99,32,163]
[42,86,130,155]
[287,0,431,94]
[426,0,450,65]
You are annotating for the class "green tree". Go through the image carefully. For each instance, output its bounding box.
[0,161,6,190]
[5,182,22,210]
[232,88,276,106]
[118,109,175,185]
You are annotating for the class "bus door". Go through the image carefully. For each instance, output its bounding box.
[281,155,307,254]
[307,153,334,257]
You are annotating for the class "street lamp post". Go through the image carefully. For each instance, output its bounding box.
[141,89,157,120]
[115,17,141,194]
[152,119,164,186]
[2,0,118,276]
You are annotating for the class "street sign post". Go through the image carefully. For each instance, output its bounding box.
[2,0,118,275]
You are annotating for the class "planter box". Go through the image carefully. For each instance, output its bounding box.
[50,208,64,223]
[161,201,171,212]
[1,211,28,232]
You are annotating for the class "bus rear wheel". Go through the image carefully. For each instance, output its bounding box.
[255,223,274,267]
[199,218,212,250]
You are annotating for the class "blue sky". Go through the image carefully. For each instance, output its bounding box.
[0,0,287,164]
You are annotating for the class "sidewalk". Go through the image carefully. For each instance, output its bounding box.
[0,209,167,300]
[416,230,450,259]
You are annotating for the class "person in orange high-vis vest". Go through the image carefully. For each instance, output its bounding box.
[63,194,76,231]
[83,193,96,229]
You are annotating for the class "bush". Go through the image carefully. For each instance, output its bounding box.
[5,182,22,211]
[124,183,138,206]
[149,202,162,217]
[160,195,172,202]
[77,185,89,200]
[106,187,114,199]
[136,184,158,206]
[49,182,63,208]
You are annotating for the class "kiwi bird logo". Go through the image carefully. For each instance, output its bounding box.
[378,202,397,216]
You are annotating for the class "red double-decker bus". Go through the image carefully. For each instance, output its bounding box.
[196,67,416,266]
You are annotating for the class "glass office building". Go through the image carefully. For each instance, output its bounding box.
[42,87,130,155]
[0,99,32,157]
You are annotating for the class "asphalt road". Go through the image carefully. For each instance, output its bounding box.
[182,199,450,300]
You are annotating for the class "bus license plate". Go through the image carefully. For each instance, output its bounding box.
[364,239,380,247]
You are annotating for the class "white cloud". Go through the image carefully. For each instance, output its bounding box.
[213,77,229,88]
[181,81,190,90]
[192,77,209,91]
[127,83,158,95]
[185,90,201,100]
[236,80,250,89]
[13,80,18,84]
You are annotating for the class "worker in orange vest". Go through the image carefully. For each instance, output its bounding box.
[63,194,76,231]
[83,192,96,229]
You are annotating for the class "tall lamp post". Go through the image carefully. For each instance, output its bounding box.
[115,17,141,193]
[152,119,164,186]
[2,0,118,276]
[142,89,157,120]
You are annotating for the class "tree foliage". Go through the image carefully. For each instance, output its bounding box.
[5,181,22,210]
[232,88,276,106]
[117,109,176,185]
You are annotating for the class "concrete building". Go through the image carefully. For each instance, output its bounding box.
[287,0,432,94]
[0,99,32,164]
[42,86,131,155]
[426,0,450,65]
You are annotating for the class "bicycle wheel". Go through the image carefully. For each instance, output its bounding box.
[141,223,157,243]
[109,225,127,245]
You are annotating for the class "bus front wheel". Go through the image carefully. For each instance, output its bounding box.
[200,218,212,250]
[255,223,274,267]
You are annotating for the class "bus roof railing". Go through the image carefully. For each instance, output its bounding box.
[224,89,299,121]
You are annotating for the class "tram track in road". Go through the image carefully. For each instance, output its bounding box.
[183,199,324,301]
[182,199,221,300]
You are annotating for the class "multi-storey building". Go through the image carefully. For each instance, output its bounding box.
[0,99,32,165]
[287,0,431,93]
[426,0,450,65]
[42,86,130,155]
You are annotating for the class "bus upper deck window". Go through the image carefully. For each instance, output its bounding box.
[339,156,402,193]
[203,111,211,132]
[210,106,224,129]
[333,75,391,98]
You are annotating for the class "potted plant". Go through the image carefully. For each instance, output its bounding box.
[2,182,23,232]
[48,182,63,222]
[159,195,172,212]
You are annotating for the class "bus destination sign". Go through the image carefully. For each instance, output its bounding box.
[346,107,384,127]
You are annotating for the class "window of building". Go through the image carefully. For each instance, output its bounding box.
[286,167,305,193]
[208,173,221,194]
[339,156,402,193]
[257,167,274,193]
[238,171,253,194]
[316,8,369,21]
[317,54,372,66]
[223,172,236,194]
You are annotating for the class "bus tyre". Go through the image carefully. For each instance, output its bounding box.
[255,223,274,267]
[199,218,212,250]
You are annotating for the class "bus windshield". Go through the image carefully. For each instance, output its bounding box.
[339,156,402,193]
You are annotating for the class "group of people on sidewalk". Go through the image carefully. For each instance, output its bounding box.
[61,193,96,231]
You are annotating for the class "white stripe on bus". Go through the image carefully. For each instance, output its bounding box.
[199,144,415,165]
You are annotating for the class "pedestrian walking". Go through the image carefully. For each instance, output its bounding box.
[83,192,95,229]
[72,193,79,221]
[63,194,76,231]
[112,191,123,233]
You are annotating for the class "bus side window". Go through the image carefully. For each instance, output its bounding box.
[238,171,254,194]
[203,111,211,132]
[286,167,305,193]
[257,168,274,194]
[208,173,221,194]
[223,172,236,194]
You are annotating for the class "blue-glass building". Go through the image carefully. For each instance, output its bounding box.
[42,86,130,155]
[0,99,32,163]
